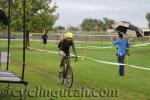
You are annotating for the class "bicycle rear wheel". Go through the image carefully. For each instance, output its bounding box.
[65,66,73,88]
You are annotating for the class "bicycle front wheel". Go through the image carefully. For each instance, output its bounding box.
[65,66,73,88]
[58,64,65,84]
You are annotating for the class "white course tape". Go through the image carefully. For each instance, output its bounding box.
[86,57,150,71]
[28,47,58,54]
[37,43,149,49]
[86,57,124,66]
[131,43,150,47]
[76,46,113,49]
[28,47,82,57]
[28,47,150,71]
[76,43,150,49]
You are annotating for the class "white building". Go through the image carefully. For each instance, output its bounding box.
[141,28,150,36]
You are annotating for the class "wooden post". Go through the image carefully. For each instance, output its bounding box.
[0,51,1,69]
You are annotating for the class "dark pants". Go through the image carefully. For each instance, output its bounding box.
[43,39,47,44]
[60,51,70,67]
[118,55,125,76]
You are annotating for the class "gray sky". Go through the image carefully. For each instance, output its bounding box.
[54,0,150,28]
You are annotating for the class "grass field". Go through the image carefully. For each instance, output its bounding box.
[0,40,150,100]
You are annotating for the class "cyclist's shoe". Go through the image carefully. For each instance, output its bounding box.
[59,71,64,78]
[59,66,63,72]
[59,67,64,77]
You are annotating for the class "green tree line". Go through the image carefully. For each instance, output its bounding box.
[1,0,150,33]
[0,0,58,32]
[57,17,115,32]
[80,17,115,31]
[146,13,150,28]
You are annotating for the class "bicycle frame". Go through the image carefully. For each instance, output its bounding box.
[64,56,75,67]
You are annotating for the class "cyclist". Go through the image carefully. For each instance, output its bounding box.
[58,32,78,68]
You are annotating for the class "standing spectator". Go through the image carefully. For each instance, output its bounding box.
[42,32,48,49]
[112,32,129,76]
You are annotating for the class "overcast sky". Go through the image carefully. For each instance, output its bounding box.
[54,0,150,28]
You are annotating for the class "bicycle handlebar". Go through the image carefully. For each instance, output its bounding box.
[65,56,76,58]
[65,56,78,62]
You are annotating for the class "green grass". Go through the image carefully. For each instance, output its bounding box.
[0,40,150,100]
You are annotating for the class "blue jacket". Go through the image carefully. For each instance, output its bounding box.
[112,38,129,56]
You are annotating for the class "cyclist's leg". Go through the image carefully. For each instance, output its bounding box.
[65,52,70,66]
[59,51,66,67]
[66,53,71,75]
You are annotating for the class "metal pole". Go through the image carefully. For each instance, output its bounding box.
[100,36,102,47]
[84,32,87,60]
[125,54,128,77]
[22,0,26,80]
[7,0,11,70]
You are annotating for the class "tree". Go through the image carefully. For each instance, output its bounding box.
[146,13,150,28]
[80,17,116,31]
[0,0,58,32]
[0,0,9,30]
[54,26,65,31]
[99,21,107,31]
[103,17,115,29]
[80,18,103,31]
[67,26,79,31]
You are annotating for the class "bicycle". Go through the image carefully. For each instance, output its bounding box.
[58,56,77,88]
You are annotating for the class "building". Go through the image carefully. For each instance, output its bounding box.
[141,28,150,36]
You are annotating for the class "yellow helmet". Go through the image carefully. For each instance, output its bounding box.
[65,32,73,39]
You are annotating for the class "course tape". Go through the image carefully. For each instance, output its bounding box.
[28,47,58,54]
[49,43,150,49]
[28,47,150,71]
[131,43,150,47]
[86,57,150,71]
[76,43,150,49]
